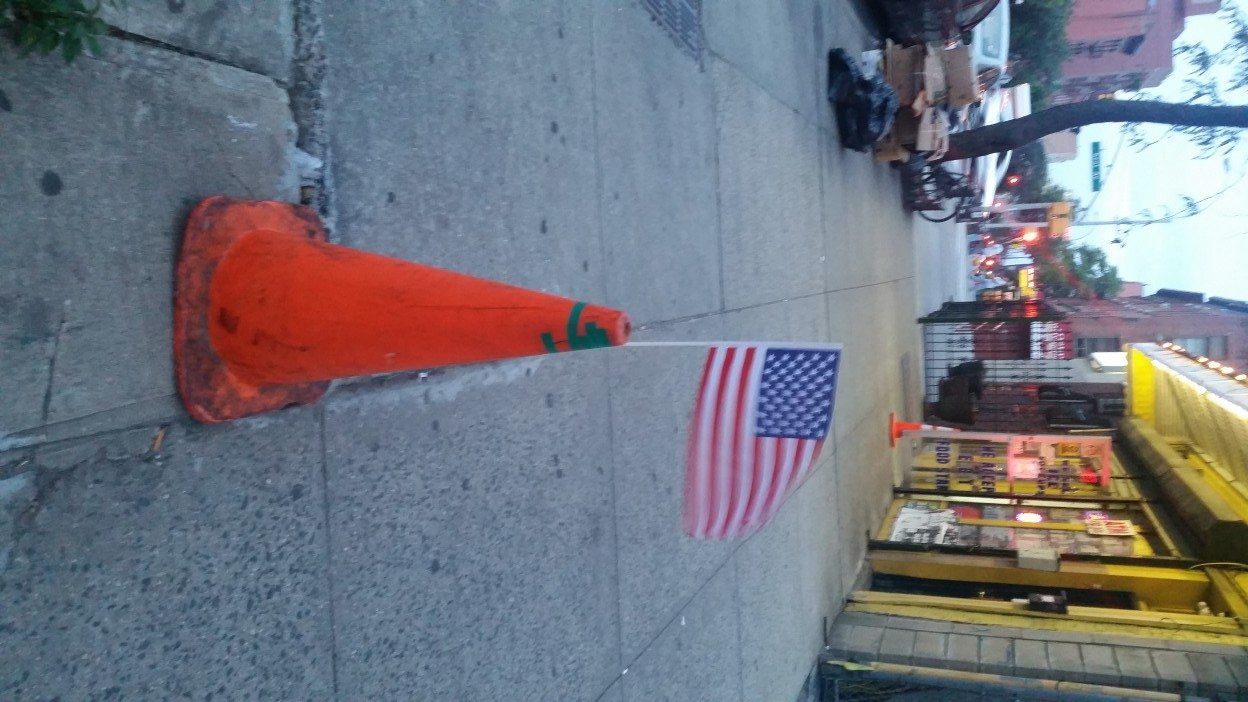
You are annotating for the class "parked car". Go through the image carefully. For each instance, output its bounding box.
[968,0,1010,92]
[967,84,1029,208]
[871,0,1002,45]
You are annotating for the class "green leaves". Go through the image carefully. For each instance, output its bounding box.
[1,0,118,63]
[1007,0,1074,108]
[1035,239,1123,299]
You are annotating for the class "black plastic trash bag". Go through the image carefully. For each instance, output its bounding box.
[827,48,898,152]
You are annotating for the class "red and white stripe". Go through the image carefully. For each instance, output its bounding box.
[683,345,826,540]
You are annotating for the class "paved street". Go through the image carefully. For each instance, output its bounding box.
[0,1,964,700]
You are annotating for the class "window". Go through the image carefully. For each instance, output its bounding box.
[1121,35,1145,56]
[1170,336,1229,359]
[1210,335,1228,359]
[1075,337,1120,357]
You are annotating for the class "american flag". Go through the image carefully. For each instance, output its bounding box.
[683,344,841,540]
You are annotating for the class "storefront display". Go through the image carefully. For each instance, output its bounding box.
[902,430,1112,496]
[886,501,1144,557]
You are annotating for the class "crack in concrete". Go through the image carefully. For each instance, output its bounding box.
[105,26,276,84]
[288,9,341,694]
[314,406,341,699]
[2,423,171,574]
[38,305,68,425]
[290,0,337,232]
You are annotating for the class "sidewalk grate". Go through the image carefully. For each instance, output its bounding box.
[640,0,701,60]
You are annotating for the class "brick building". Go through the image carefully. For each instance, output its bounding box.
[1053,0,1221,104]
[919,296,1248,434]
[1050,290,1248,365]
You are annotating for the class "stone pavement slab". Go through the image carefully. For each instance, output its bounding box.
[102,0,293,80]
[911,631,948,668]
[946,633,980,672]
[322,353,619,700]
[1046,641,1086,683]
[1079,643,1122,687]
[711,58,824,310]
[830,404,896,596]
[592,0,722,325]
[1186,653,1240,697]
[913,216,971,315]
[821,143,915,293]
[878,627,917,665]
[794,449,846,650]
[825,282,913,448]
[0,38,295,441]
[847,625,886,660]
[1152,650,1200,693]
[323,1,603,298]
[1224,655,1248,688]
[733,498,818,702]
[721,294,832,347]
[703,0,822,122]
[1013,639,1049,679]
[609,317,737,660]
[820,0,878,61]
[619,559,741,702]
[979,636,1015,675]
[0,410,332,700]
[1115,646,1160,690]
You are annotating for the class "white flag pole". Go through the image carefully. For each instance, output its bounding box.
[624,341,720,347]
[626,341,844,350]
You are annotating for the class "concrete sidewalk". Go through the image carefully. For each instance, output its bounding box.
[0,2,964,700]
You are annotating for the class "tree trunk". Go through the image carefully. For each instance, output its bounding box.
[940,100,1248,162]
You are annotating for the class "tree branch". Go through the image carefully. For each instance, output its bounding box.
[940,100,1248,162]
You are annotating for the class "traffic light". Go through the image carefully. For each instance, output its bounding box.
[1047,201,1072,237]
[1021,228,1040,243]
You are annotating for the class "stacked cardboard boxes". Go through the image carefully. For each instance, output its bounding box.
[875,41,978,162]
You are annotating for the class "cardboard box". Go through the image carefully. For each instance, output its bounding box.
[942,44,978,107]
[914,107,950,156]
[890,108,921,146]
[874,136,910,162]
[923,47,947,105]
[884,40,924,106]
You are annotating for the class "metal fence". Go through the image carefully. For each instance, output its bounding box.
[918,301,1077,431]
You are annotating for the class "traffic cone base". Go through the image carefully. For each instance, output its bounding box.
[888,412,905,447]
[174,198,330,423]
[888,412,959,447]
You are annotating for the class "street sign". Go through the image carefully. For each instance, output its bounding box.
[1091,141,1102,191]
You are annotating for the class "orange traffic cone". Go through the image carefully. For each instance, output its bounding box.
[888,412,960,447]
[174,197,631,423]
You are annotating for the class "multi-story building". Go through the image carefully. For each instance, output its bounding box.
[1051,290,1248,366]
[1053,0,1221,104]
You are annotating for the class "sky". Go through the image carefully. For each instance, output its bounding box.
[1047,0,1248,300]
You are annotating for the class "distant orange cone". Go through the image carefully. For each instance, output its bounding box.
[888,412,960,447]
[175,197,631,423]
